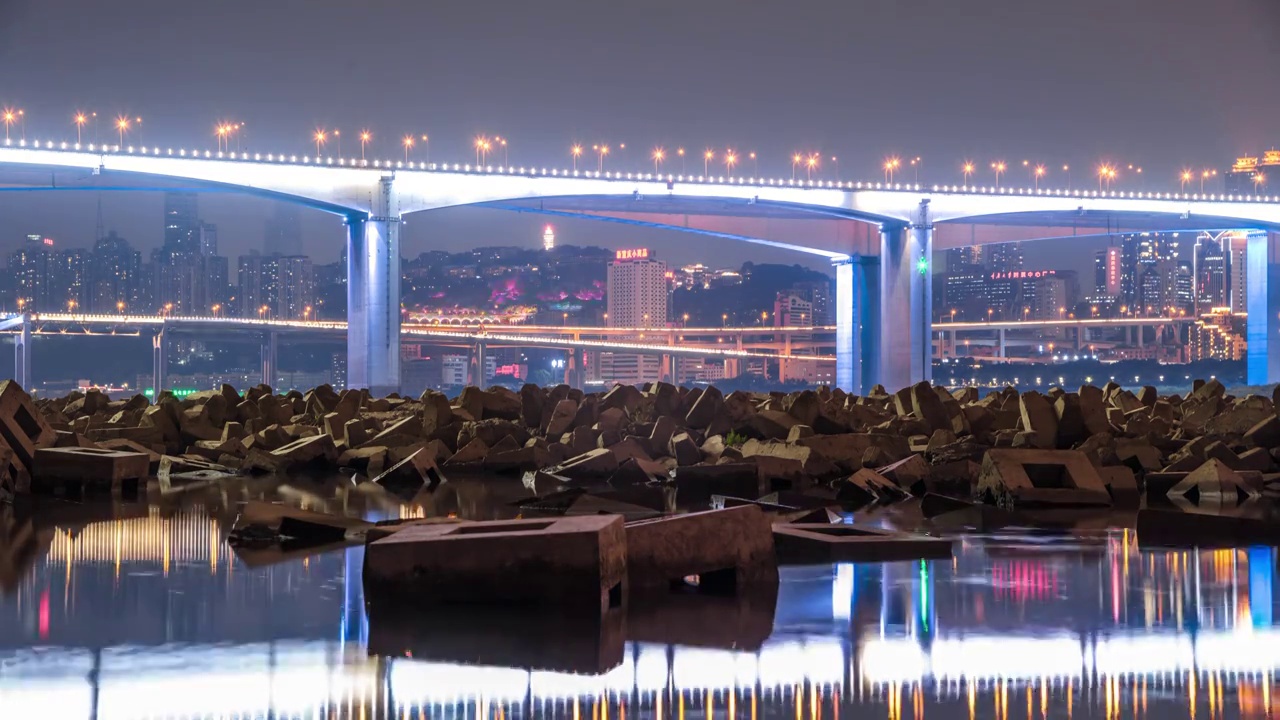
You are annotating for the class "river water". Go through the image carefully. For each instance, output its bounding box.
[0,480,1275,719]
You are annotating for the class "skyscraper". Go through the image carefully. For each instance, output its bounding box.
[238,253,316,319]
[199,222,218,257]
[606,248,667,328]
[163,192,200,253]
[1192,233,1228,313]
[1094,247,1122,298]
[89,231,142,313]
[9,235,57,311]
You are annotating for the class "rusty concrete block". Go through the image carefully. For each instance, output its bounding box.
[625,505,777,593]
[0,381,57,491]
[772,523,953,563]
[977,448,1111,507]
[364,515,628,613]
[32,447,149,494]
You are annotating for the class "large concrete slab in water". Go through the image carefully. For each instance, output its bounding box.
[364,514,627,613]
[625,505,778,593]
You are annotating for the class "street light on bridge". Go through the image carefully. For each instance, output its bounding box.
[909,156,921,183]
[594,144,609,172]
[883,157,900,183]
[1200,168,1217,193]
[313,129,327,156]
[571,144,583,170]
[962,161,975,185]
[360,130,372,161]
[1181,169,1193,192]
[725,149,738,176]
[1034,164,1046,190]
[749,151,758,177]
[792,153,803,180]
[676,147,686,173]
[402,134,415,161]
[652,147,665,173]
[703,149,714,176]
[991,161,1006,188]
[475,136,491,166]
[116,116,131,146]
[806,154,819,181]
[1255,172,1267,194]
[2,109,14,141]
[74,112,89,144]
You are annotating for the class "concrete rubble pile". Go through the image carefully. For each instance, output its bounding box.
[1,375,1278,551]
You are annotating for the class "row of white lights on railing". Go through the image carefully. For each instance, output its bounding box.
[4,137,1277,204]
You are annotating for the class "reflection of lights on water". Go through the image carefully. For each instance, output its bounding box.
[45,508,220,574]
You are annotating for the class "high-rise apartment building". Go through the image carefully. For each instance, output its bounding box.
[89,231,142,313]
[163,192,201,254]
[606,248,667,328]
[1192,233,1229,313]
[237,253,316,319]
[1094,247,1122,298]
[9,235,57,311]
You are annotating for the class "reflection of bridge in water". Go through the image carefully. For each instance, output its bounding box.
[0,508,1277,718]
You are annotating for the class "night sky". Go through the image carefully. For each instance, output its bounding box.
[2,0,1278,275]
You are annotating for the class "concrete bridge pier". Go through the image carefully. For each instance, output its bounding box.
[346,177,402,397]
[260,331,278,388]
[13,315,30,389]
[834,255,879,394]
[470,342,487,387]
[878,205,933,391]
[152,327,167,395]
[1247,230,1280,385]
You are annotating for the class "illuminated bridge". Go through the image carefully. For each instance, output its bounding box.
[0,313,835,390]
[4,139,1280,393]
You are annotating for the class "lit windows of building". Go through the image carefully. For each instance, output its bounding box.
[606,248,667,328]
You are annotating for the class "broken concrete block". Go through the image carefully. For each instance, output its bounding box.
[1018,392,1058,449]
[364,515,627,613]
[546,399,579,438]
[772,524,953,564]
[270,434,338,468]
[0,381,58,491]
[1167,459,1261,514]
[910,382,951,433]
[444,437,488,465]
[544,448,619,480]
[1099,466,1138,506]
[977,448,1111,507]
[667,433,699,467]
[876,454,931,493]
[836,468,907,510]
[626,506,778,593]
[373,447,448,493]
[685,386,724,429]
[31,447,150,494]
[1244,415,1280,449]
